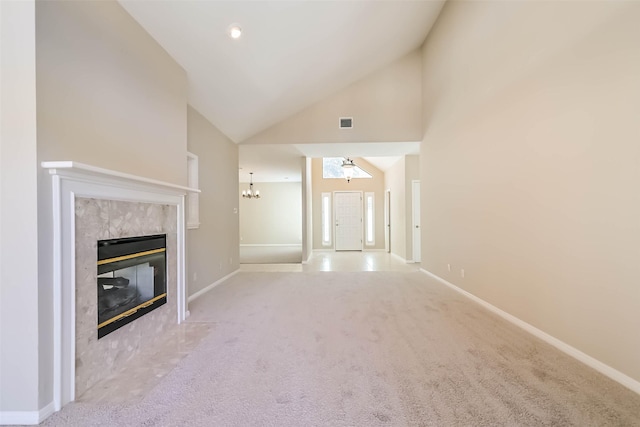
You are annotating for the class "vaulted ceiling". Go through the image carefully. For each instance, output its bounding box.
[119,0,446,180]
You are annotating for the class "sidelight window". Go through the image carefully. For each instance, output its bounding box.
[365,192,374,246]
[322,192,331,246]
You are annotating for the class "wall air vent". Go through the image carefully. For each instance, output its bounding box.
[339,117,353,129]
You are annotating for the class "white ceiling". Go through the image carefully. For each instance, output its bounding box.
[119,0,445,182]
[238,144,303,183]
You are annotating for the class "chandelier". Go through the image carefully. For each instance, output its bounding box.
[242,172,261,199]
[341,158,355,183]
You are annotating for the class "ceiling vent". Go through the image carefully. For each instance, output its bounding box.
[339,117,353,129]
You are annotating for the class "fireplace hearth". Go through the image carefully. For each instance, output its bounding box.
[97,234,167,338]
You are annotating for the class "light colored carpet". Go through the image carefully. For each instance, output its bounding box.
[44,272,640,426]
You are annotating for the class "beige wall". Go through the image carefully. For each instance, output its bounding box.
[420,1,640,383]
[243,49,422,145]
[240,182,302,245]
[36,1,187,185]
[0,0,40,412]
[29,0,189,413]
[312,157,385,250]
[187,106,239,297]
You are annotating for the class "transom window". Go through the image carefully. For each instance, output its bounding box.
[322,157,372,180]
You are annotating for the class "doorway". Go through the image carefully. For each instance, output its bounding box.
[334,191,362,251]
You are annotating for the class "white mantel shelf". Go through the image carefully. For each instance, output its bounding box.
[42,161,200,193]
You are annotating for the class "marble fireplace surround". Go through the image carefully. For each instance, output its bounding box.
[75,198,176,398]
[43,161,199,411]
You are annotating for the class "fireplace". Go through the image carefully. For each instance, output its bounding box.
[43,162,189,408]
[97,234,167,338]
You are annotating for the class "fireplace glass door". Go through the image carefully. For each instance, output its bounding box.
[97,234,167,338]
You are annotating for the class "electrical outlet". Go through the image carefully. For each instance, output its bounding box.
[193,272,198,282]
[461,269,465,278]
[219,262,222,270]
[447,264,451,272]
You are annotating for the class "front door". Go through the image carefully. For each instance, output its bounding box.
[334,191,362,251]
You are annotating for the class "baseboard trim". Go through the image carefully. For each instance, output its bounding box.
[390,252,407,264]
[0,401,56,425]
[419,268,640,396]
[188,269,240,304]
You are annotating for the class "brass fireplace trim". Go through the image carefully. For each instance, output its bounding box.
[97,248,166,265]
[97,292,167,329]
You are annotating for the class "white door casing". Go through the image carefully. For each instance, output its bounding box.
[412,180,421,262]
[334,191,363,251]
[385,190,391,253]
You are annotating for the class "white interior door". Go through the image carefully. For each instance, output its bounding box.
[412,180,421,262]
[334,191,362,251]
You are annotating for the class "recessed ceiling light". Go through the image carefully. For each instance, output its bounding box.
[228,24,242,39]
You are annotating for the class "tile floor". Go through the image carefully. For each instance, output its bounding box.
[240,250,420,273]
[77,322,212,403]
